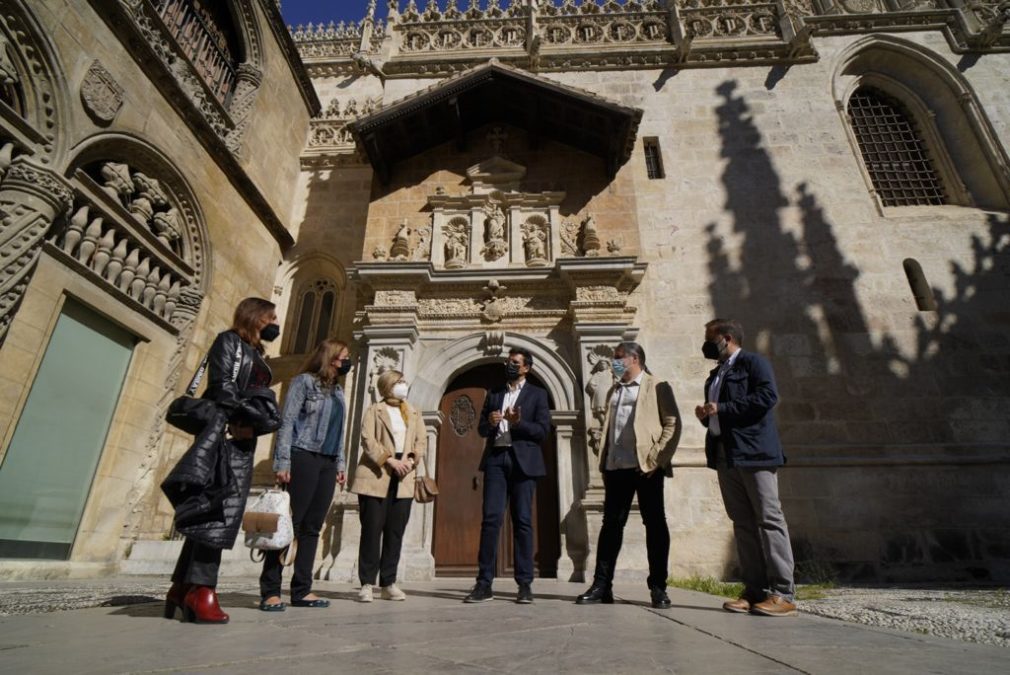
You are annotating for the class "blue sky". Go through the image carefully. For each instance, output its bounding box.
[280,1,389,27]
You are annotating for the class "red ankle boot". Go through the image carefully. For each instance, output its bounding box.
[164,582,190,620]
[183,585,229,624]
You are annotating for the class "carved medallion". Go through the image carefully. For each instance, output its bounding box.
[450,395,477,436]
[80,60,124,124]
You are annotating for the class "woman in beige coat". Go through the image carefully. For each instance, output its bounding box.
[350,369,426,602]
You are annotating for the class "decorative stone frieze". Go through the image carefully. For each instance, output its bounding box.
[0,157,73,345]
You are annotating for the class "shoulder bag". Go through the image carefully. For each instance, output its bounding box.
[414,457,439,503]
[243,487,296,565]
[165,341,242,435]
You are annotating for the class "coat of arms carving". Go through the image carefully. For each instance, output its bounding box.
[81,60,124,124]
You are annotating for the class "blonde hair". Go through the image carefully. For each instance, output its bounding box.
[376,369,403,400]
[299,338,348,387]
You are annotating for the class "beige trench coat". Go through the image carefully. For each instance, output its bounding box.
[350,401,427,499]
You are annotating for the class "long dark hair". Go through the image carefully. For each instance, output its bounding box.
[231,297,275,353]
[299,338,349,387]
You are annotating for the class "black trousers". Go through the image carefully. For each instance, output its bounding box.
[357,475,412,587]
[172,538,222,587]
[593,468,670,590]
[260,450,339,601]
[476,447,537,586]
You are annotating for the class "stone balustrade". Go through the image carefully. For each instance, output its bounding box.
[46,163,198,329]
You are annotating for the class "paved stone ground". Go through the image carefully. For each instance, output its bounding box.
[1,578,1008,674]
[801,587,1010,648]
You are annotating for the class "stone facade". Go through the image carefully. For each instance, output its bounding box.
[1,1,1008,585]
[0,0,316,577]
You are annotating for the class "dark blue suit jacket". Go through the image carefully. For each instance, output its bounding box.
[477,381,551,478]
[702,350,785,469]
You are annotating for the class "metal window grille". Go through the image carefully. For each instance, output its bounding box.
[644,139,664,180]
[847,87,946,207]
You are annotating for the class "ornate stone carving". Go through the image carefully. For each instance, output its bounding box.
[368,346,403,402]
[584,345,616,457]
[576,285,622,302]
[582,213,601,257]
[390,219,411,260]
[412,223,432,261]
[521,217,549,267]
[45,158,205,328]
[80,59,124,124]
[0,33,17,87]
[443,218,470,269]
[374,289,417,306]
[480,201,508,261]
[449,394,477,436]
[480,329,506,356]
[0,158,73,345]
[372,244,388,260]
[480,278,508,323]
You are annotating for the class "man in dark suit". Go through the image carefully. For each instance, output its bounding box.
[695,319,797,617]
[464,347,552,604]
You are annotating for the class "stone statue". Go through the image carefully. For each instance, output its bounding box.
[522,223,547,265]
[444,225,468,268]
[585,347,615,456]
[481,202,508,261]
[324,98,340,118]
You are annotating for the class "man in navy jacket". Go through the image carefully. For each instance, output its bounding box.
[464,347,551,605]
[696,319,797,617]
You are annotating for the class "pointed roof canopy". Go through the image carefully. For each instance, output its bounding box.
[349,61,643,184]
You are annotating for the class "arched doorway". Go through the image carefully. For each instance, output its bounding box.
[432,363,560,578]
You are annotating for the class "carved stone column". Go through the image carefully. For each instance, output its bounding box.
[0,157,73,345]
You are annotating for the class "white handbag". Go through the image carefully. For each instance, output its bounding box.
[242,488,295,563]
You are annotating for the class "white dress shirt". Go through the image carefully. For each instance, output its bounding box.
[606,372,643,470]
[706,349,741,437]
[498,378,525,435]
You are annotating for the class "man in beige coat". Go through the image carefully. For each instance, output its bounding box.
[576,342,681,609]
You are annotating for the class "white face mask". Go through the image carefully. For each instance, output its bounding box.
[391,382,409,401]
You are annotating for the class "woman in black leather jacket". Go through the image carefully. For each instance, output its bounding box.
[163,297,280,624]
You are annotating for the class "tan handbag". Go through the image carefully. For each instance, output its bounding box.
[414,458,439,503]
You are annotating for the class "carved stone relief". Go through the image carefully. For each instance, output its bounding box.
[0,158,74,345]
[80,60,125,125]
[368,346,404,402]
[480,201,508,261]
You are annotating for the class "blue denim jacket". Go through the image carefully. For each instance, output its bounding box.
[273,373,346,473]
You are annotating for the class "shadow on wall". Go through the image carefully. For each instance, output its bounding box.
[704,78,1010,582]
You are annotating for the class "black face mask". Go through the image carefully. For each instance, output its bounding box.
[260,323,281,342]
[702,338,724,360]
[505,362,521,381]
[337,359,352,376]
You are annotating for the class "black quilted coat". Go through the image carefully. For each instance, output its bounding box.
[161,330,274,550]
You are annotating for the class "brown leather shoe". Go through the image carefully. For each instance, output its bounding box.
[722,596,752,613]
[750,595,797,617]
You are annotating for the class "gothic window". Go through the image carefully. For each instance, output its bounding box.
[847,86,947,207]
[643,137,665,180]
[291,279,339,354]
[154,0,241,107]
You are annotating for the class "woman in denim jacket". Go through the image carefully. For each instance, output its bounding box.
[259,338,350,610]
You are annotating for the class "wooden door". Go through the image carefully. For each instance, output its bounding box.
[432,365,560,577]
